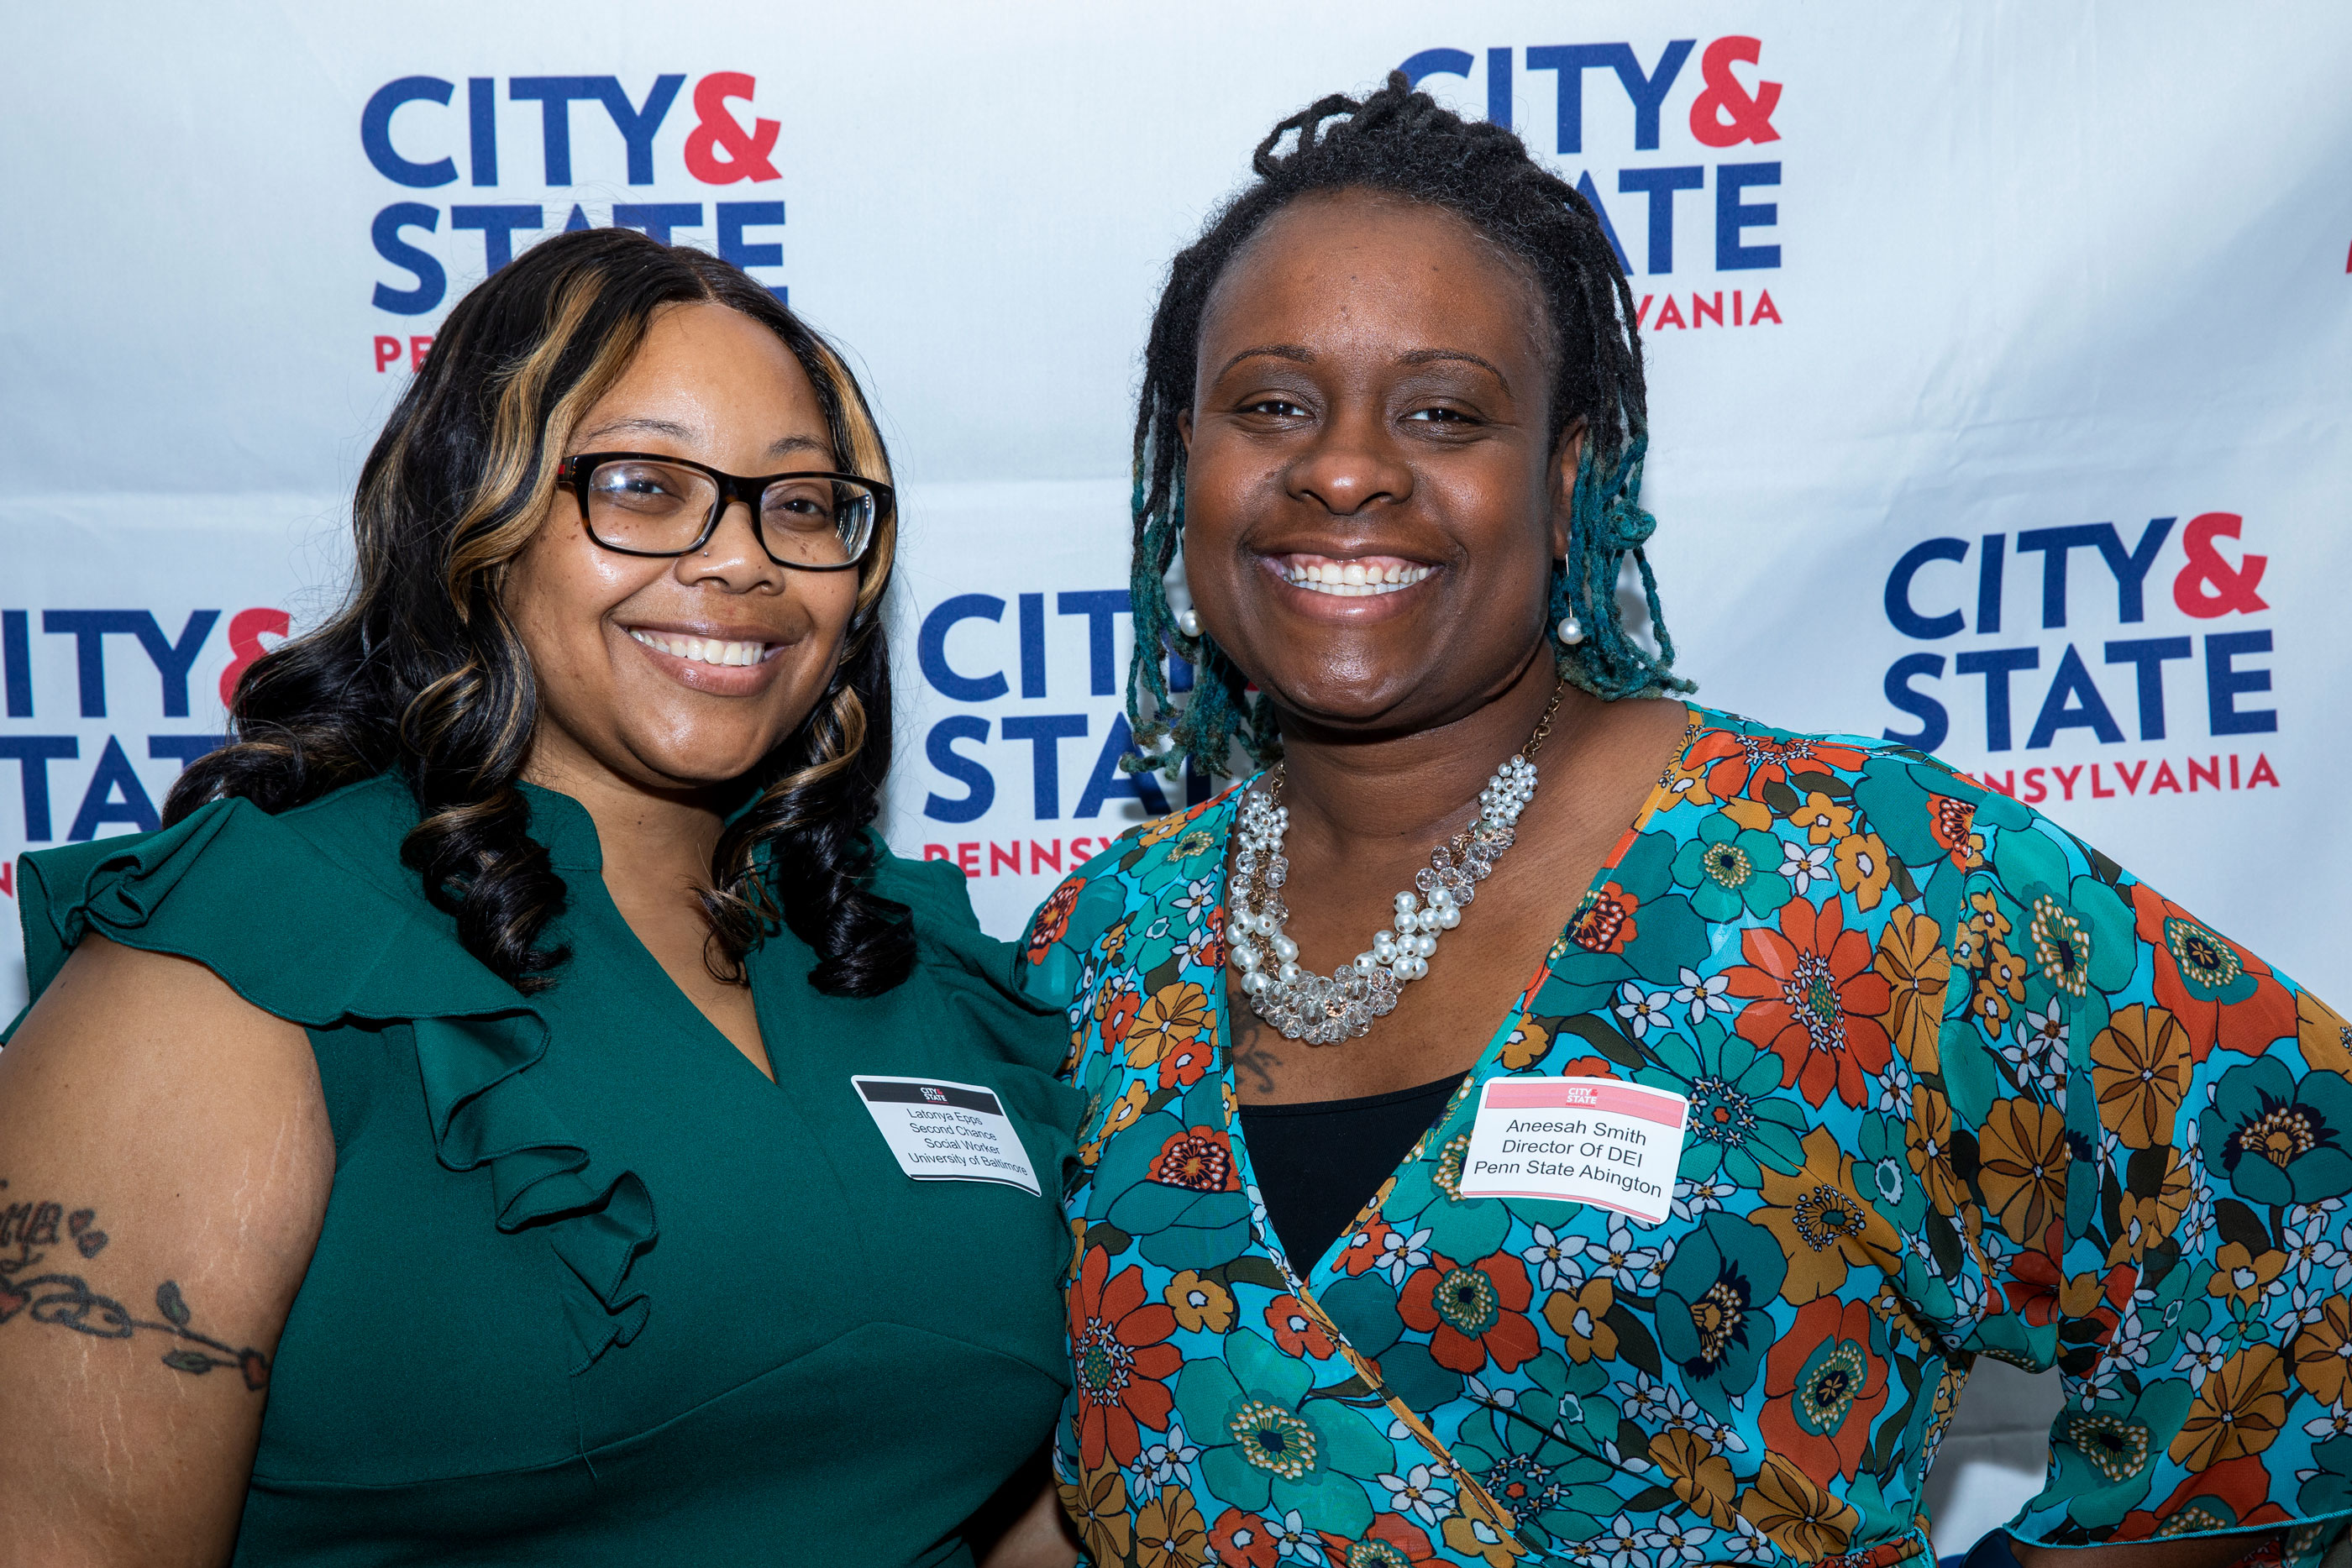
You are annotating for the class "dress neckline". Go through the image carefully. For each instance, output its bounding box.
[1209,701,1704,1286]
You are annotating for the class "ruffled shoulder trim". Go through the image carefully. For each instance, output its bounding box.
[13,780,656,1372]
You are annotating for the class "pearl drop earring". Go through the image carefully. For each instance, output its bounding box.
[1557,613,1584,646]
[1176,607,1201,637]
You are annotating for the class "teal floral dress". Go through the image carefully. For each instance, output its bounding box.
[1020,706,2352,1568]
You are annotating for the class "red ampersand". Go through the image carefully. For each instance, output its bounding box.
[1689,36,1782,148]
[2171,511,2270,618]
[219,606,290,707]
[685,72,780,185]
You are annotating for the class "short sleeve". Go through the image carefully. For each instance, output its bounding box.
[1938,803,2352,1560]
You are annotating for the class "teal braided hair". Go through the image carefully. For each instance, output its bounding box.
[1122,72,1691,783]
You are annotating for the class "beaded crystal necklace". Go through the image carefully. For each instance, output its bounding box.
[1228,684,1564,1045]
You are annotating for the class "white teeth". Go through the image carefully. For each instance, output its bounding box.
[1278,559,1434,597]
[628,628,775,668]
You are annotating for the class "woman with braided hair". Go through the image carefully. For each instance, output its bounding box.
[0,228,1079,1565]
[1025,73,2349,1568]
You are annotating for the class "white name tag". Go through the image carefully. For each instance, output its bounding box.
[852,1076,1042,1195]
[1455,1076,1690,1226]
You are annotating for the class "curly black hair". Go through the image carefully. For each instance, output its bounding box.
[167,227,913,997]
[1126,71,1691,779]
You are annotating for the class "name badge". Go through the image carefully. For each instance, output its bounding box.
[853,1076,1042,1195]
[1455,1076,1690,1226]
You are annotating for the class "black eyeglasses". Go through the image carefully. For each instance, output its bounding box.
[556,452,890,571]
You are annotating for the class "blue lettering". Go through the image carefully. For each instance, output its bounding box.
[360,77,457,188]
[1883,538,1969,640]
[917,595,1008,702]
[922,716,995,823]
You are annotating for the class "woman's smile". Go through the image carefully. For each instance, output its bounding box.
[618,617,797,697]
[1266,552,1437,597]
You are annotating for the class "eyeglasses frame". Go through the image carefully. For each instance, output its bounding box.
[555,451,893,573]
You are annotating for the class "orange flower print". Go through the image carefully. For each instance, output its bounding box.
[1926,794,1987,870]
[1727,897,1894,1107]
[1207,1509,1278,1568]
[1759,1297,1890,1482]
[2129,884,2297,1061]
[1151,1127,1240,1193]
[1336,1217,1397,1278]
[1686,727,1869,803]
[1027,877,1082,964]
[1069,1246,1183,1469]
[1158,1034,1215,1090]
[1094,975,1144,1052]
[1263,1294,1336,1359]
[1569,883,1641,954]
[1399,1251,1540,1375]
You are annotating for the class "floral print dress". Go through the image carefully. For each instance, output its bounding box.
[1020,706,2352,1568]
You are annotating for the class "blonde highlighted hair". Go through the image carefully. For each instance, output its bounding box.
[170,227,914,996]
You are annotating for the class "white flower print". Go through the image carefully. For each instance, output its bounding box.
[1614,980,1677,1039]
[1595,1512,1655,1568]
[1523,1225,1588,1292]
[1673,966,1735,1025]
[1135,1419,1200,1488]
[1265,1509,1326,1565]
[1377,1225,1433,1287]
[1376,1464,1457,1526]
[1641,1520,1716,1565]
[2178,1329,2230,1391]
[1562,1217,1663,1293]
[2306,1402,2352,1441]
[1672,1174,1736,1224]
[1780,840,1833,894]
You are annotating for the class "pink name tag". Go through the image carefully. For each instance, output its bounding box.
[1454,1076,1691,1226]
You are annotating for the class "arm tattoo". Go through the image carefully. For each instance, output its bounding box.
[0,1180,270,1391]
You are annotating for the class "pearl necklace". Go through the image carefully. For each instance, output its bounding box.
[1228,685,1563,1046]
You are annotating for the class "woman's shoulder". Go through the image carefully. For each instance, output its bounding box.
[1656,702,2331,1054]
[12,772,512,1029]
[1011,783,1248,1009]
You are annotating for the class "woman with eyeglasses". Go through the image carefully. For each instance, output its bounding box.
[0,228,1079,1565]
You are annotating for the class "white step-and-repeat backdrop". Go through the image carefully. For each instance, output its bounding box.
[6,4,2347,1550]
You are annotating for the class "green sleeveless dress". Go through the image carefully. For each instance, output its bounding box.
[11,774,1079,1565]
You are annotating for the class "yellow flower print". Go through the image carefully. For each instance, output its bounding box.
[1064,1458,1132,1565]
[1964,889,2013,947]
[1127,982,1214,1069]
[1651,1426,1739,1528]
[2294,1298,2352,1408]
[2089,1005,2194,1149]
[1756,1126,1903,1300]
[1163,1270,1236,1333]
[1788,792,1854,845]
[2108,1146,2192,1266]
[2299,989,2352,1077]
[1087,1080,1152,1162]
[1441,1513,1528,1566]
[1499,1018,1552,1071]
[2208,1242,2288,1313]
[1137,813,1189,847]
[1976,1098,2070,1246]
[1971,942,2027,1032]
[1832,831,1893,910]
[1132,1483,1208,1568]
[1540,1278,1619,1363]
[1102,915,1132,966]
[1719,795,1774,833]
[1872,905,1950,1077]
[2171,1345,2288,1470]
[1906,1083,1966,1219]
[1739,1450,1861,1560]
